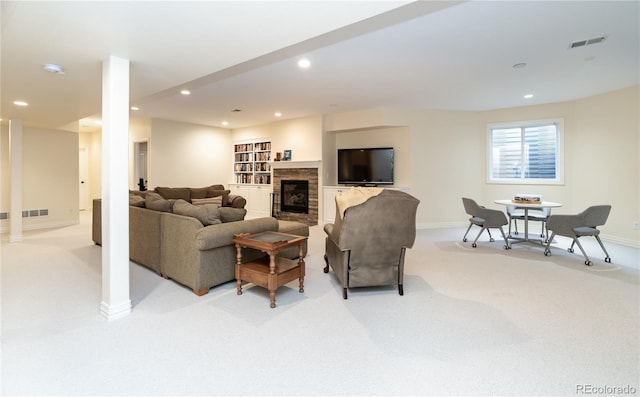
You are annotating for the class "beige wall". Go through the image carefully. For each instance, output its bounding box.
[0,127,79,230]
[231,115,323,163]
[149,118,232,188]
[1,124,9,216]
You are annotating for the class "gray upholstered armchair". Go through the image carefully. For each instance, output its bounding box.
[462,197,510,249]
[323,189,420,299]
[544,205,612,266]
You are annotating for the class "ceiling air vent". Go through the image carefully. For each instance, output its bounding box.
[570,36,606,49]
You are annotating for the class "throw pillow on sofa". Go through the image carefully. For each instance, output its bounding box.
[191,185,225,200]
[129,194,145,207]
[205,189,230,205]
[192,197,223,207]
[173,199,222,226]
[145,192,173,212]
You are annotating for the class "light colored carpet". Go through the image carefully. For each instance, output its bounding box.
[1,212,638,396]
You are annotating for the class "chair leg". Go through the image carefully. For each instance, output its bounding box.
[594,235,612,263]
[487,228,494,242]
[398,284,404,296]
[571,237,593,266]
[323,255,329,273]
[472,227,486,247]
[463,222,474,242]
[343,288,348,299]
[544,232,556,256]
[514,219,519,235]
[498,227,511,249]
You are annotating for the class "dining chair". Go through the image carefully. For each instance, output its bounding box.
[507,204,551,242]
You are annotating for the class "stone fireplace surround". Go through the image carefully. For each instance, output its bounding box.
[271,161,319,226]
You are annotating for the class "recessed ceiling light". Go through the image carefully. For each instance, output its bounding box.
[13,101,28,106]
[298,58,311,68]
[180,90,191,95]
[43,63,64,75]
[130,106,139,111]
[222,121,229,126]
[524,94,534,99]
[275,112,282,117]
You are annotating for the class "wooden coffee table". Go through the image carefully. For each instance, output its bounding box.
[233,231,307,308]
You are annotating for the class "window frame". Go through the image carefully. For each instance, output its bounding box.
[486,118,564,185]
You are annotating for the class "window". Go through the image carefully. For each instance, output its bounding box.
[487,119,564,184]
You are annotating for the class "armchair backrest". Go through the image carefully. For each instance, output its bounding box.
[462,197,481,217]
[547,205,611,235]
[582,205,611,227]
[329,189,419,255]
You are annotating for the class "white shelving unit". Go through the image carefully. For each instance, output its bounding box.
[233,140,271,185]
[231,139,272,218]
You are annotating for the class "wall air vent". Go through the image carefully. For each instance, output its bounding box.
[570,36,606,49]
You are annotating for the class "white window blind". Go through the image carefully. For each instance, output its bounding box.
[488,120,563,184]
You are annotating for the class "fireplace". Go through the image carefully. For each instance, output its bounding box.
[280,180,309,214]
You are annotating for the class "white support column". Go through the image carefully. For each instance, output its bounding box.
[9,119,23,243]
[100,56,132,320]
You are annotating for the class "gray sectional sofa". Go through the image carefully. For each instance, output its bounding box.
[92,185,308,296]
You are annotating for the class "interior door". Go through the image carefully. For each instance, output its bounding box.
[79,147,89,210]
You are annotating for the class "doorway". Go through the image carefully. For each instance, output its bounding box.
[133,140,148,191]
[79,147,89,210]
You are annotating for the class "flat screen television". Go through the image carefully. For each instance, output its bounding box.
[338,147,394,186]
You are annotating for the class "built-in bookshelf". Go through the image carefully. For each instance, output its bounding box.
[233,140,271,184]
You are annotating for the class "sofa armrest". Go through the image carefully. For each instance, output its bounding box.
[195,217,279,251]
[227,194,247,208]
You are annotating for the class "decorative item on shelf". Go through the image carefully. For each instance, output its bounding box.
[283,150,292,161]
[275,152,282,161]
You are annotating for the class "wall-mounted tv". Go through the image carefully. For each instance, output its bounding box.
[338,147,394,186]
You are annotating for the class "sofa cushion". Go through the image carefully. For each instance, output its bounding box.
[173,199,222,226]
[129,194,146,207]
[191,197,223,207]
[190,187,211,200]
[219,207,247,223]
[155,187,191,201]
[145,192,173,212]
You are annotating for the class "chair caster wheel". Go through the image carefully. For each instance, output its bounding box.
[503,245,510,250]
[568,248,574,253]
[544,250,551,256]
[463,238,467,242]
[605,257,611,263]
[585,260,593,266]
[489,238,495,242]
[472,243,477,248]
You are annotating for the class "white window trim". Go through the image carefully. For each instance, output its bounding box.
[486,118,564,185]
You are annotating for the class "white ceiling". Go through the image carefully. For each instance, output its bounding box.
[2,1,639,132]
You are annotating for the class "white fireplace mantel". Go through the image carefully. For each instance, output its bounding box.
[269,160,321,169]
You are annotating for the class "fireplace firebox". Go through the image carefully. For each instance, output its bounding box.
[280,180,309,214]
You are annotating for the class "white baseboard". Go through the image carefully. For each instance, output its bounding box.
[100,300,132,321]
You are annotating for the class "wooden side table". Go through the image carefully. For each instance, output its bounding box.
[233,231,307,308]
